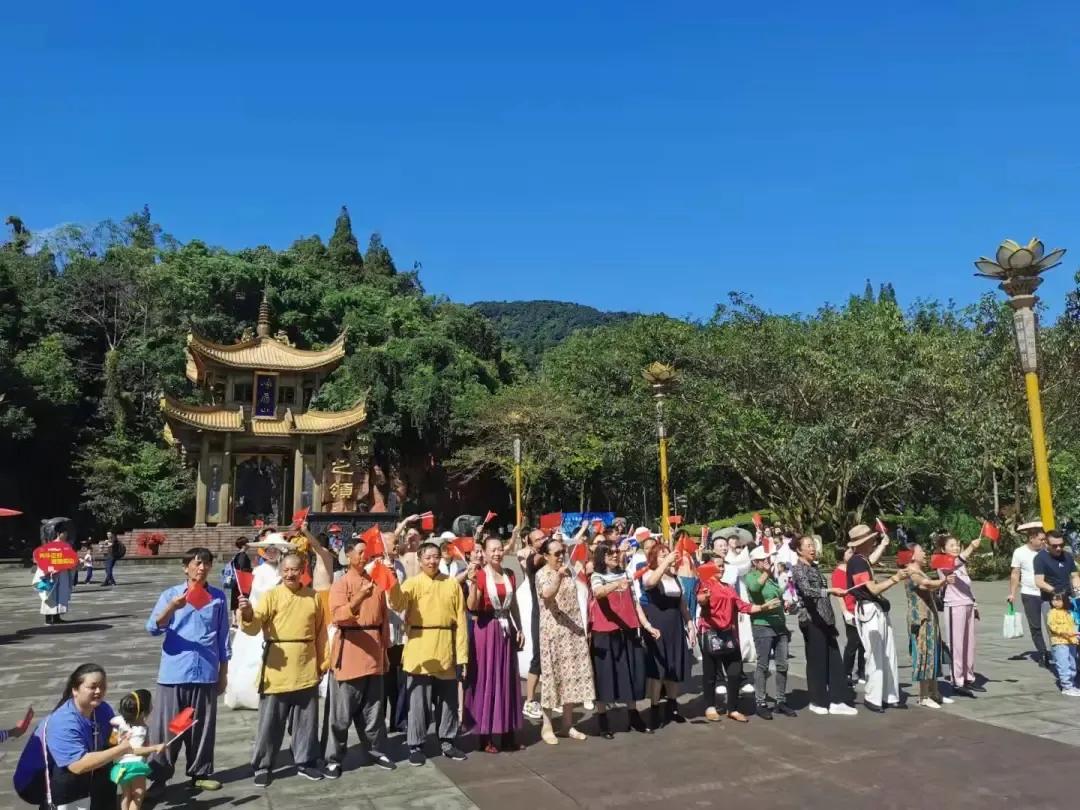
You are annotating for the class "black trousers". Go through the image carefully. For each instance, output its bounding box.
[842,621,865,679]
[49,765,116,808]
[700,637,744,711]
[1022,594,1048,657]
[384,645,404,731]
[802,620,851,708]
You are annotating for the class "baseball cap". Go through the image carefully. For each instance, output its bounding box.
[749,546,770,562]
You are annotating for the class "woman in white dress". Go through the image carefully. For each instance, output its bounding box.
[223,538,287,710]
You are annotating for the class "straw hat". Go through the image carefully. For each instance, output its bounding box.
[846,523,879,548]
[1017,520,1044,534]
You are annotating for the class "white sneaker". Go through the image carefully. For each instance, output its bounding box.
[714,684,727,696]
[740,683,756,695]
[522,701,542,720]
[829,703,858,716]
[940,696,955,705]
[583,700,594,712]
[808,704,829,715]
[918,698,941,709]
[857,677,867,685]
[1062,687,1080,697]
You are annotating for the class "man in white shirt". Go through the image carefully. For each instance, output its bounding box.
[1009,521,1049,668]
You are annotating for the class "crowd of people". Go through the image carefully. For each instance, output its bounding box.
[12,513,1078,810]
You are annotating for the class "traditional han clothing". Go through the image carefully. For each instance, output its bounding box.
[32,567,74,617]
[387,572,469,749]
[327,567,390,765]
[241,583,328,776]
[463,566,522,738]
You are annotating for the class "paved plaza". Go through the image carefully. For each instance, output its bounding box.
[0,562,1077,809]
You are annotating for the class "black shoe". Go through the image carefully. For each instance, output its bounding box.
[597,712,614,739]
[667,699,687,724]
[323,763,341,779]
[775,702,797,718]
[968,684,987,693]
[409,748,426,767]
[440,743,467,762]
[756,703,773,720]
[952,686,975,698]
[885,701,908,710]
[370,754,396,771]
[44,615,54,625]
[253,771,271,788]
[629,709,653,734]
[297,765,323,781]
[864,702,884,714]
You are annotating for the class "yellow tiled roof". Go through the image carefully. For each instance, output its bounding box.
[161,397,366,436]
[186,332,346,373]
[292,401,367,434]
[160,396,245,432]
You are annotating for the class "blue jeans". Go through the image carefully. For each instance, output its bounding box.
[103,558,117,585]
[1052,644,1077,690]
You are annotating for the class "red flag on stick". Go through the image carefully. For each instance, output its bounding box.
[420,512,435,531]
[368,560,398,592]
[185,583,212,610]
[896,548,914,566]
[291,507,310,527]
[300,564,313,588]
[569,543,589,564]
[981,521,1000,542]
[15,706,33,733]
[168,707,196,737]
[362,525,385,558]
[484,510,498,525]
[450,537,475,559]
[752,513,763,529]
[235,570,254,597]
[539,512,563,530]
[676,536,698,556]
[930,553,957,573]
[696,562,719,581]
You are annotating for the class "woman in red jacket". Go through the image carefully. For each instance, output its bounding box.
[696,559,780,723]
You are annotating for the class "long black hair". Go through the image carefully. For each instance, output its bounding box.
[54,663,106,711]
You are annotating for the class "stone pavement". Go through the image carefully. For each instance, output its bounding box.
[0,564,1072,809]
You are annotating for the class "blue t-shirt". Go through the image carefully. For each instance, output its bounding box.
[1035,549,1076,602]
[40,699,114,768]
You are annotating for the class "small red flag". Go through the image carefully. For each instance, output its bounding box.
[592,519,605,533]
[896,549,914,566]
[300,563,313,588]
[291,507,310,527]
[981,521,1000,542]
[676,536,699,556]
[235,570,254,597]
[669,515,683,526]
[167,707,196,737]
[452,537,476,558]
[930,553,956,572]
[696,562,719,581]
[875,518,888,535]
[752,513,763,529]
[185,583,212,610]
[484,510,498,525]
[570,543,589,564]
[539,512,563,530]
[368,560,397,592]
[852,571,872,587]
[362,525,385,558]
[254,519,264,528]
[420,512,435,531]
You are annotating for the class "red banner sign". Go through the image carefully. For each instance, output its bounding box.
[33,541,79,574]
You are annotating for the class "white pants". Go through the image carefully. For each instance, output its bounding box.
[856,601,900,707]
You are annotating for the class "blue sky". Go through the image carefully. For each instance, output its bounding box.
[4,2,1080,318]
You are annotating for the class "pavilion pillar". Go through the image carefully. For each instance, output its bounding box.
[195,432,209,527]
[292,436,305,516]
[314,437,324,511]
[219,432,233,526]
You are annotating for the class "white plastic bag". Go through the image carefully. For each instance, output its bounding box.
[1003,603,1024,639]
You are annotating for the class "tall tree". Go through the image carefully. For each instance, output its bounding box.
[364,233,397,276]
[328,205,363,274]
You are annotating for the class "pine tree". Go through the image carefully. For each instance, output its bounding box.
[364,233,397,276]
[863,278,875,302]
[878,282,898,306]
[328,205,363,273]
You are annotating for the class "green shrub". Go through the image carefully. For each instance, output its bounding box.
[966,553,1011,581]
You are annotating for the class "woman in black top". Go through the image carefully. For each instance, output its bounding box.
[229,537,253,612]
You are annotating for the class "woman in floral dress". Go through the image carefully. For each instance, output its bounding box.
[905,543,956,709]
[536,536,595,745]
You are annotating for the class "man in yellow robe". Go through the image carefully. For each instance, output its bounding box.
[387,542,470,767]
[239,551,328,788]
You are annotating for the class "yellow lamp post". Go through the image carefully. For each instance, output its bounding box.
[642,362,678,542]
[508,411,524,527]
[975,238,1066,530]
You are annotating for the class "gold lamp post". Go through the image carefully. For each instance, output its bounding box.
[642,362,678,542]
[508,411,525,527]
[975,238,1066,530]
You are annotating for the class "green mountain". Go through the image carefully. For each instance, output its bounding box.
[471,300,635,368]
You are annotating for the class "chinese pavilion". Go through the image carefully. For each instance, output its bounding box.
[161,294,368,527]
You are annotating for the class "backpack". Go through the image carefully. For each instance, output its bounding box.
[113,541,126,560]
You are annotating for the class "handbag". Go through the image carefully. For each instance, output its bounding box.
[704,627,737,654]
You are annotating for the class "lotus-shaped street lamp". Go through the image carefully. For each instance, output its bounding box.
[642,362,678,393]
[973,237,1065,531]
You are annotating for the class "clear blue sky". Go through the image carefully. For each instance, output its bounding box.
[4,2,1080,318]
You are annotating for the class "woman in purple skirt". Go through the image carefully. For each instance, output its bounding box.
[464,536,525,753]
